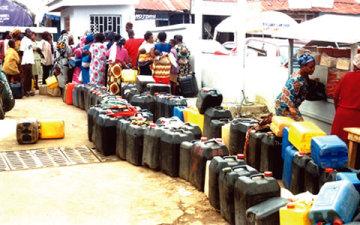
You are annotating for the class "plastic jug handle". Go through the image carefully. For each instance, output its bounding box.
[231,165,248,170]
[223,156,237,160]
[249,173,265,179]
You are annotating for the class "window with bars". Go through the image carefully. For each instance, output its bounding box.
[90,15,122,34]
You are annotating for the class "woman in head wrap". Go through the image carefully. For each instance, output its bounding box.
[89,33,107,85]
[331,54,360,142]
[10,29,22,52]
[80,33,94,84]
[275,53,316,121]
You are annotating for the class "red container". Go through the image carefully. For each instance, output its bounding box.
[65,83,76,105]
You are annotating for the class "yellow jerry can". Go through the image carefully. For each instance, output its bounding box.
[270,116,294,137]
[280,200,313,225]
[221,123,231,149]
[39,120,65,139]
[183,107,204,132]
[288,121,326,154]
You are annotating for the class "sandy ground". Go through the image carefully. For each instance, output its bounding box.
[0,94,227,225]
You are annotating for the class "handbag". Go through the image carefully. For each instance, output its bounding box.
[306,79,327,101]
[45,76,59,89]
[121,69,137,83]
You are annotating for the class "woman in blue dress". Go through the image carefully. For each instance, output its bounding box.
[81,34,93,84]
[275,53,316,121]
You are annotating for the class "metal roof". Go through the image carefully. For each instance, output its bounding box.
[136,0,191,12]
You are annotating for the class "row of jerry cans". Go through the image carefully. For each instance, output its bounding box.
[118,117,201,173]
[204,154,282,225]
[16,119,65,144]
[280,180,360,225]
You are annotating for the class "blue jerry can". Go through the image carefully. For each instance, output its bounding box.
[311,135,348,169]
[282,145,297,189]
[282,127,292,159]
[309,180,360,224]
[173,106,186,122]
[336,172,360,193]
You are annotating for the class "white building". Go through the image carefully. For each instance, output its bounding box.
[46,0,139,40]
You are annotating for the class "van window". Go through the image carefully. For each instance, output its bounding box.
[216,32,234,44]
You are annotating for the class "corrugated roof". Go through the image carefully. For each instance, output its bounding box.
[260,0,360,14]
[136,0,191,12]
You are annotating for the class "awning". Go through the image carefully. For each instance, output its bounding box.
[273,14,360,44]
[214,11,299,36]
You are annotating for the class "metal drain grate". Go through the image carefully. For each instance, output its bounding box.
[62,146,100,165]
[0,146,119,172]
[0,154,10,171]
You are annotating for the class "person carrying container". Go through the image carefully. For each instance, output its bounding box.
[275,53,316,121]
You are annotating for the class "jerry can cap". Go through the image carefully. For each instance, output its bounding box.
[264,171,273,177]
[286,203,295,209]
[333,218,343,225]
[325,168,334,173]
[237,154,245,160]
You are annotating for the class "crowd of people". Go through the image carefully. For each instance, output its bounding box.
[0,22,192,97]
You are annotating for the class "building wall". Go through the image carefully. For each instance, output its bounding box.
[60,5,135,40]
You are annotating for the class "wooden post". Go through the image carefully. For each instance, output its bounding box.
[288,39,294,77]
[350,43,357,71]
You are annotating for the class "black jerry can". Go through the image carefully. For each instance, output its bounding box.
[219,165,258,225]
[160,129,194,177]
[125,121,148,166]
[208,154,246,211]
[260,132,283,179]
[179,140,198,181]
[247,130,266,171]
[204,106,232,138]
[130,93,155,117]
[234,172,281,225]
[304,159,321,194]
[116,119,131,160]
[180,123,202,140]
[229,118,258,155]
[209,118,230,139]
[142,124,165,170]
[290,153,311,194]
[189,138,229,191]
[245,197,288,225]
[164,95,187,118]
[94,114,119,156]
[196,88,223,114]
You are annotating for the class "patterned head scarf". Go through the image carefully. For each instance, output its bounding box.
[10,29,21,38]
[353,54,360,69]
[298,53,315,67]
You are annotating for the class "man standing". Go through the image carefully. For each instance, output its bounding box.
[19,28,35,96]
